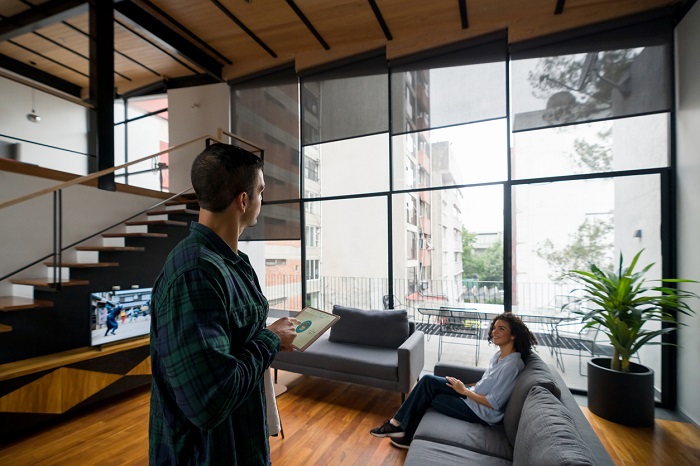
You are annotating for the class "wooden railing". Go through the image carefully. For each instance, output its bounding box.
[0,134,219,212]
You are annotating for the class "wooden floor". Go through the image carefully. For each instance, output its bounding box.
[1,371,699,465]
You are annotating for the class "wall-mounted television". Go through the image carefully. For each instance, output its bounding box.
[90,287,152,346]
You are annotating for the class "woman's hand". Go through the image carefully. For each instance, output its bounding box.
[445,376,468,396]
[446,376,493,408]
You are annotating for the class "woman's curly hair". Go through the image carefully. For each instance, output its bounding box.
[487,312,538,360]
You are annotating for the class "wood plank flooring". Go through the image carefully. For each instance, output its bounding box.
[0,371,699,465]
[581,406,700,465]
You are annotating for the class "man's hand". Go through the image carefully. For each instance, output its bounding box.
[267,317,300,352]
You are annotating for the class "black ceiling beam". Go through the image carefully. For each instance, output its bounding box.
[458,0,469,29]
[0,52,82,97]
[555,0,566,15]
[61,19,161,78]
[32,30,132,81]
[286,0,330,50]
[114,0,223,81]
[119,79,167,99]
[367,0,392,41]
[165,74,221,90]
[138,0,232,65]
[209,0,277,58]
[115,18,201,74]
[7,39,88,78]
[0,0,88,42]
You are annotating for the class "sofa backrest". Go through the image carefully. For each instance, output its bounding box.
[512,386,597,465]
[329,305,410,348]
[502,352,561,446]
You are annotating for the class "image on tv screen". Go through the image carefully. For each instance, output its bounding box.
[90,287,152,346]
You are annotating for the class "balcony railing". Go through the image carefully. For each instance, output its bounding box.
[264,274,578,319]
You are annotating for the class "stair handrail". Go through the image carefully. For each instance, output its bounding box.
[0,186,195,283]
[217,128,264,155]
[0,129,265,286]
[0,134,222,212]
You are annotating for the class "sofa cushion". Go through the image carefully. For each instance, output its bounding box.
[513,386,596,465]
[413,408,512,460]
[329,305,409,348]
[503,352,561,446]
[404,439,513,466]
[273,333,400,381]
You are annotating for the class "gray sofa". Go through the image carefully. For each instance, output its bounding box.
[271,305,424,400]
[403,353,614,465]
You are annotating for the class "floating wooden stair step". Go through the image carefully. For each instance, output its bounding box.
[10,278,89,288]
[148,208,199,216]
[165,194,197,206]
[75,246,145,252]
[164,201,198,208]
[102,232,167,238]
[0,296,54,311]
[42,261,119,268]
[0,324,11,333]
[125,220,188,227]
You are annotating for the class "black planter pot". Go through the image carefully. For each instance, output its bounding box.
[587,357,655,427]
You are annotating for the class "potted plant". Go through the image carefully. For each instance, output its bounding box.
[565,249,698,426]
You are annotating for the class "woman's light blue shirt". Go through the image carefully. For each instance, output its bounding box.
[464,350,525,425]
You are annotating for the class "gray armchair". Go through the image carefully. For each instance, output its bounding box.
[272,305,425,401]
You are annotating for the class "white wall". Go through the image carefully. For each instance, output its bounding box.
[0,77,88,174]
[675,0,700,425]
[167,83,230,192]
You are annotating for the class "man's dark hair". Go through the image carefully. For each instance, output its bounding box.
[190,143,264,212]
[487,312,538,360]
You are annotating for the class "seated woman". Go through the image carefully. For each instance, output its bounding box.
[370,312,537,449]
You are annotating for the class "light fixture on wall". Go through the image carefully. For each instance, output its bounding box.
[26,89,41,123]
[633,229,642,240]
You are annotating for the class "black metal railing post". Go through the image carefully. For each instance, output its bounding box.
[52,190,63,290]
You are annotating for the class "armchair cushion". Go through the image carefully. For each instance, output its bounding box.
[330,305,409,348]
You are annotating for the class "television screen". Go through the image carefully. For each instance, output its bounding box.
[90,287,152,346]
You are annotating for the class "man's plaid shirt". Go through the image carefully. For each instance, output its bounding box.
[149,222,280,465]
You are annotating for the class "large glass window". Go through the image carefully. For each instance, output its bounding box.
[510,16,672,133]
[303,134,390,197]
[231,68,303,314]
[231,15,677,404]
[246,240,302,313]
[510,14,673,398]
[302,54,388,146]
[394,186,503,315]
[114,95,169,191]
[232,68,300,203]
[305,197,388,312]
[392,121,508,190]
[512,174,662,393]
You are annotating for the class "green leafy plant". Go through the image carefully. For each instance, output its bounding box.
[565,249,698,372]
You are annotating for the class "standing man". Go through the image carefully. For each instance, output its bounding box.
[149,143,298,465]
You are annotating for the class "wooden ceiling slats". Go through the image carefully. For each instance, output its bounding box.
[0,0,684,97]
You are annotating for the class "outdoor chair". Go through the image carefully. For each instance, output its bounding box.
[382,294,403,310]
[556,319,640,375]
[437,308,484,365]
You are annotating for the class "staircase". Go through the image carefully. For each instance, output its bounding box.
[0,194,199,365]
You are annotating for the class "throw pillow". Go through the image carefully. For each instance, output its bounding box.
[329,305,409,348]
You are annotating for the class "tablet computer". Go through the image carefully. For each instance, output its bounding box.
[291,307,341,351]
